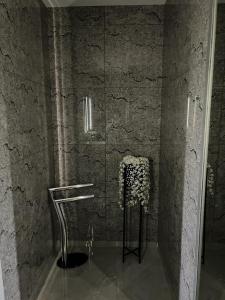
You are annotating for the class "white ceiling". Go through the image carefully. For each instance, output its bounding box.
[42,0,166,7]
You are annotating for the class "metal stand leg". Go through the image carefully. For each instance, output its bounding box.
[122,165,144,264]
[56,203,68,267]
[122,179,126,263]
[49,186,92,269]
[138,204,143,264]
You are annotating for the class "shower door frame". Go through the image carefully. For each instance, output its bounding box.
[195,1,217,299]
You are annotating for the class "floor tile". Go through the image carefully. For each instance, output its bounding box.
[39,245,172,300]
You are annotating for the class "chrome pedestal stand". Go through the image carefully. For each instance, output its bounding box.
[49,184,94,269]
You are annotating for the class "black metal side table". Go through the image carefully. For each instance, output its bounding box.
[122,166,144,264]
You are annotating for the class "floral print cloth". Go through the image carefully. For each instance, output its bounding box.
[119,155,150,213]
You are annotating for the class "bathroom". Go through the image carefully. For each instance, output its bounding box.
[0,0,221,300]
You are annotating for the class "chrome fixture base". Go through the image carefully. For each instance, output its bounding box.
[57,253,88,269]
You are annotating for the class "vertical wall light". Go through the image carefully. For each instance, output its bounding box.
[83,96,93,133]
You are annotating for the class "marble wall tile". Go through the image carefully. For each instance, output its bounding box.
[70,6,104,27]
[48,33,74,90]
[72,25,104,88]
[47,8,72,37]
[0,2,55,300]
[0,119,21,300]
[106,143,159,186]
[105,5,164,26]
[47,9,74,91]
[0,3,46,84]
[106,88,161,144]
[50,88,78,146]
[106,198,154,242]
[105,200,123,241]
[10,150,53,300]
[65,197,106,241]
[58,143,106,198]
[105,24,163,88]
[0,72,49,168]
[159,1,213,299]
[162,3,210,82]
[50,6,164,243]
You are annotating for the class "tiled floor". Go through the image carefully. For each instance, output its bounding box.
[38,245,172,300]
[199,244,225,300]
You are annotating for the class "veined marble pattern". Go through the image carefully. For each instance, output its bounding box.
[106,88,161,144]
[72,25,104,88]
[49,6,164,243]
[65,197,106,241]
[105,5,164,25]
[70,6,105,27]
[0,2,46,84]
[105,24,163,88]
[159,1,214,300]
[0,1,55,300]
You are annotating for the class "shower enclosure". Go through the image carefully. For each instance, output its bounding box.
[0,1,216,300]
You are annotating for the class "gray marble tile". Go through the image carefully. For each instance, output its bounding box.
[10,153,53,299]
[65,197,106,241]
[48,32,74,90]
[70,6,104,27]
[0,72,49,167]
[47,8,72,37]
[0,6,47,84]
[72,25,104,88]
[106,197,155,242]
[106,143,159,185]
[159,1,213,299]
[0,2,54,300]
[50,88,78,145]
[0,2,15,36]
[105,200,123,241]
[105,24,163,88]
[163,3,210,82]
[106,87,161,144]
[47,8,74,91]
[105,5,164,26]
[50,86,106,145]
[57,143,106,198]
